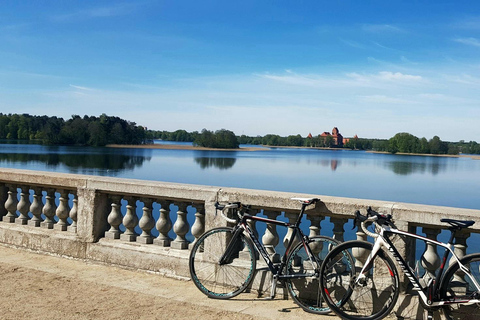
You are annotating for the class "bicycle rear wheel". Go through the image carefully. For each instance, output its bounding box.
[189,227,256,299]
[286,235,342,314]
[440,253,480,320]
[320,240,399,320]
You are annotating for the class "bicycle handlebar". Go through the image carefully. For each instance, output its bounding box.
[214,202,241,223]
[354,207,395,238]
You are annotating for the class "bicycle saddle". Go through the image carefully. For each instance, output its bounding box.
[440,218,475,229]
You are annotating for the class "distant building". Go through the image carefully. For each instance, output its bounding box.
[343,134,358,145]
[320,127,344,147]
[307,127,356,148]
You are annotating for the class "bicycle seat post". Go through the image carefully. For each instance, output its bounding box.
[295,203,307,227]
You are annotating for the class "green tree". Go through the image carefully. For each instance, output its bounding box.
[286,134,303,146]
[194,129,239,149]
[429,136,448,154]
[43,117,64,145]
[419,137,430,154]
[87,121,108,146]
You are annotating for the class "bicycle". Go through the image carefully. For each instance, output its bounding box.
[189,197,350,314]
[319,207,480,320]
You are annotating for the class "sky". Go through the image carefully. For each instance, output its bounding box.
[1,1,480,141]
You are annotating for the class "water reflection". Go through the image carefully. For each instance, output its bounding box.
[386,160,445,175]
[0,152,150,174]
[194,157,236,170]
[320,159,339,171]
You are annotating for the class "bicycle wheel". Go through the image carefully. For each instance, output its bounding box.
[440,253,480,320]
[286,235,342,314]
[321,240,399,320]
[189,227,257,299]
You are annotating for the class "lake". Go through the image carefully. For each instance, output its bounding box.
[1,140,479,210]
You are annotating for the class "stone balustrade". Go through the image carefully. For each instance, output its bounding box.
[1,168,480,319]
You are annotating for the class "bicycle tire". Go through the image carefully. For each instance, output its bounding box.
[189,227,256,299]
[286,235,342,314]
[439,253,480,320]
[320,240,400,320]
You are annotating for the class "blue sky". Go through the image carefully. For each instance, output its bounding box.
[1,1,479,141]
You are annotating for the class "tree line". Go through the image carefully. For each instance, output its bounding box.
[0,113,147,146]
[3,114,478,154]
[150,129,480,155]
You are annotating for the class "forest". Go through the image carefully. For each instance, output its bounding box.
[0,113,147,146]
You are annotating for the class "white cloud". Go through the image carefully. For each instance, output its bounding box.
[51,2,146,22]
[454,37,480,47]
[376,71,422,81]
[361,24,405,33]
[451,17,480,31]
[359,95,416,105]
[69,84,95,91]
[346,71,423,85]
[340,39,367,49]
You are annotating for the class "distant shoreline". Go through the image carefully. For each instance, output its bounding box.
[368,150,480,160]
[106,144,269,152]
[107,143,480,159]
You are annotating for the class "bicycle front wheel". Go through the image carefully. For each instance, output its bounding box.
[189,227,256,299]
[439,253,480,320]
[320,240,399,320]
[286,235,342,314]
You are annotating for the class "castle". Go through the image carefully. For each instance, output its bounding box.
[321,127,344,147]
[307,127,357,147]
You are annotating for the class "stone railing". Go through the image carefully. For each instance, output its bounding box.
[1,168,480,319]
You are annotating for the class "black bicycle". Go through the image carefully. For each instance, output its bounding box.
[320,207,480,320]
[189,198,351,314]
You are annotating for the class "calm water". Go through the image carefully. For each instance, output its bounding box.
[0,141,479,210]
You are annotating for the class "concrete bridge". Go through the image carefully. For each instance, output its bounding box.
[1,168,479,319]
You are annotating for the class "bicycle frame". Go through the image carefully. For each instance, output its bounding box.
[358,223,480,307]
[219,205,320,297]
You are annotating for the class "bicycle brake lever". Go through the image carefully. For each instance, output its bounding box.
[353,210,367,229]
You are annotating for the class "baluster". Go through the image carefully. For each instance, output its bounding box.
[284,211,300,250]
[120,197,138,242]
[246,209,260,240]
[451,230,470,285]
[28,187,43,227]
[171,203,189,249]
[0,183,7,220]
[189,203,205,249]
[262,210,280,263]
[15,186,30,225]
[138,198,154,244]
[154,200,172,247]
[421,228,441,284]
[68,193,78,232]
[240,208,259,259]
[308,215,325,255]
[353,217,368,269]
[41,189,56,229]
[331,217,347,243]
[105,195,123,239]
[3,184,18,223]
[54,189,70,231]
